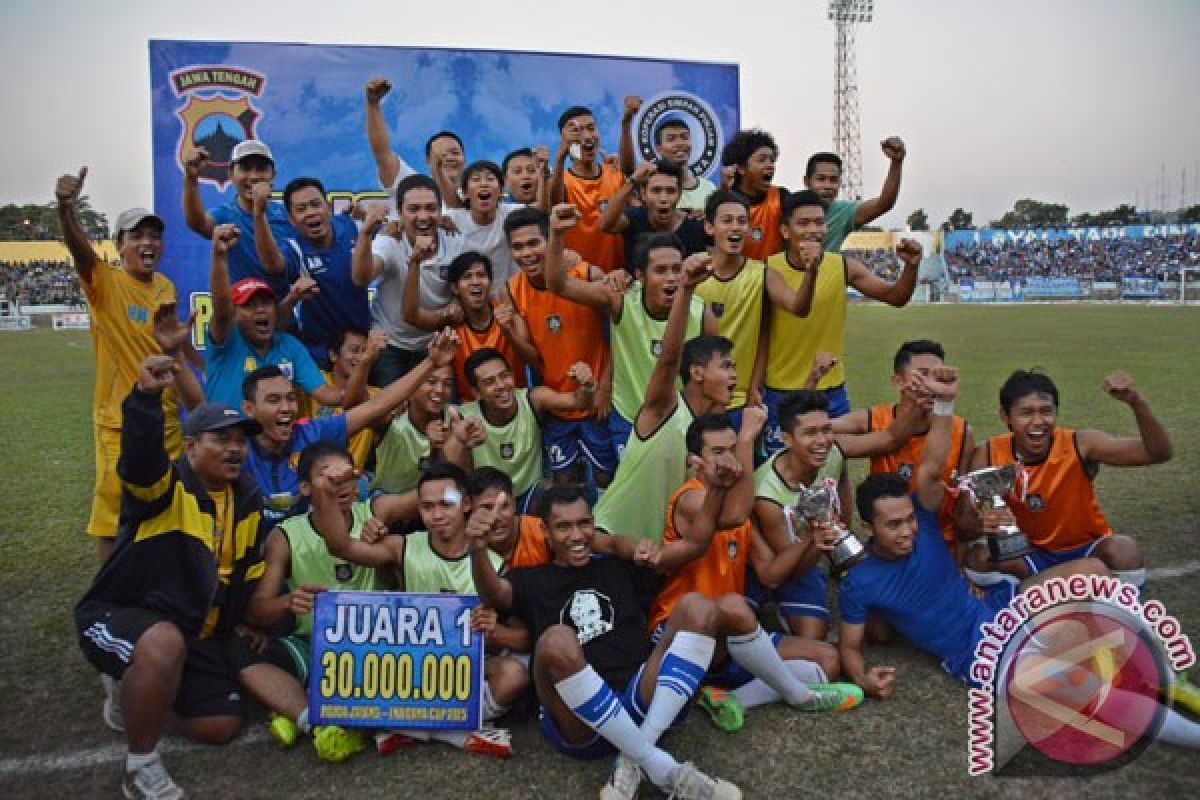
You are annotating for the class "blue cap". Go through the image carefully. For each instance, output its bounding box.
[182,403,263,437]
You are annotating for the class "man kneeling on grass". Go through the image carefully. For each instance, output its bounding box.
[470,484,742,800]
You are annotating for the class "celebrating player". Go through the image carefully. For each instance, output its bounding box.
[802,137,905,252]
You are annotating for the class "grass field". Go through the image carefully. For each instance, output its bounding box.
[1,304,1198,798]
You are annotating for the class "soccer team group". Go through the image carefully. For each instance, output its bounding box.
[61,78,1198,800]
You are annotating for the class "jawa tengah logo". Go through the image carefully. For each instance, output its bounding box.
[171,66,267,188]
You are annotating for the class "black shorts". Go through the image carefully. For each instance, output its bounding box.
[77,603,293,719]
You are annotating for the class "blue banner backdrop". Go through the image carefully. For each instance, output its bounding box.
[945,223,1200,250]
[149,40,740,311]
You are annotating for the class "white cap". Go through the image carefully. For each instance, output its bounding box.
[230,139,274,164]
[113,208,164,238]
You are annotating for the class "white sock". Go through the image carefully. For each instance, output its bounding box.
[733,660,827,709]
[726,626,813,706]
[1157,708,1200,748]
[126,750,158,772]
[482,682,508,721]
[297,707,311,733]
[555,665,679,788]
[640,631,715,743]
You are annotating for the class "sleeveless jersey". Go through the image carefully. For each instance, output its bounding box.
[372,411,433,494]
[594,395,695,542]
[610,282,704,421]
[562,163,627,272]
[754,446,845,527]
[281,501,381,637]
[695,260,765,408]
[508,263,608,421]
[403,530,502,593]
[648,478,751,631]
[503,515,550,570]
[453,306,526,403]
[461,389,543,496]
[743,187,785,261]
[986,429,1111,552]
[868,404,967,550]
[764,251,847,390]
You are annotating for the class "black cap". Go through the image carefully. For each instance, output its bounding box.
[182,403,263,437]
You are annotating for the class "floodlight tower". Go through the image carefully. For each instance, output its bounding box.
[829,0,873,201]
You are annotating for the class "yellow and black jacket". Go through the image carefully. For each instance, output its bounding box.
[76,387,267,641]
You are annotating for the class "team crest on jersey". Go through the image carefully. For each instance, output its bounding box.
[651,339,663,357]
[335,563,353,583]
[751,227,764,242]
[562,590,615,644]
[897,462,914,481]
[727,539,738,561]
[437,262,450,281]
[277,361,295,381]
[1026,493,1046,512]
[171,65,266,189]
[500,442,515,460]
[598,200,609,212]
[547,314,563,333]
[632,91,723,178]
[710,302,725,318]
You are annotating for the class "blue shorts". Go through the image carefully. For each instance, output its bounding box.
[542,415,617,475]
[607,410,633,460]
[761,384,851,458]
[946,581,1019,686]
[514,483,544,516]
[538,661,687,759]
[744,565,830,621]
[1022,539,1102,575]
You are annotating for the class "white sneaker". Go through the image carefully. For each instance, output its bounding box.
[599,754,642,799]
[121,756,186,800]
[667,762,741,800]
[101,674,124,733]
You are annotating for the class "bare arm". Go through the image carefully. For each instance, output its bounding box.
[311,464,405,566]
[914,367,959,513]
[847,240,920,308]
[618,96,640,177]
[715,405,765,528]
[854,137,905,226]
[401,235,455,330]
[597,178,634,234]
[832,408,870,435]
[351,207,387,288]
[344,330,386,409]
[1076,371,1173,466]
[763,243,821,317]
[365,78,403,190]
[548,132,570,206]
[182,148,216,238]
[837,621,897,700]
[342,330,457,437]
[207,225,239,345]
[528,363,597,417]
[53,168,97,279]
[655,484,727,573]
[546,205,622,313]
[750,504,822,587]
[496,294,542,371]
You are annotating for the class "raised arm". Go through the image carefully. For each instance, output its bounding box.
[763,241,822,317]
[251,183,287,276]
[546,204,622,314]
[597,167,640,234]
[1077,371,1173,466]
[495,293,542,371]
[532,146,552,213]
[181,148,216,238]
[54,167,98,279]
[465,499,515,613]
[365,78,404,190]
[836,393,923,459]
[207,224,240,345]
[716,404,765,528]
[638,253,713,433]
[275,274,318,333]
[750,503,824,588]
[618,96,640,177]
[344,330,386,409]
[854,137,905,227]
[653,483,728,574]
[847,239,920,308]
[548,129,571,206]
[312,461,406,566]
[351,204,388,288]
[401,233,459,330]
[914,366,959,513]
[152,303,204,411]
[342,329,458,437]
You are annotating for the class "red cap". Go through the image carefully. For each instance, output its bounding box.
[230,278,275,306]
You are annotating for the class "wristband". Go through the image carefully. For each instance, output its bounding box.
[933,398,955,417]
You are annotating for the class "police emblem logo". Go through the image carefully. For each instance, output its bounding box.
[171,66,266,189]
[897,463,914,481]
[632,91,724,179]
[1026,493,1046,512]
[500,442,515,460]
[710,302,725,318]
[751,227,764,242]
[651,339,663,357]
[547,315,563,333]
[335,563,353,583]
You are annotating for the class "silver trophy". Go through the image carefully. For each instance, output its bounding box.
[785,480,866,573]
[956,465,1032,563]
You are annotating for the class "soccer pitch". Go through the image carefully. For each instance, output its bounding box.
[1,304,1197,798]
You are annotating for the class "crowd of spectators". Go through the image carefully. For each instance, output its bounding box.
[945,232,1200,282]
[0,259,85,307]
[843,248,902,281]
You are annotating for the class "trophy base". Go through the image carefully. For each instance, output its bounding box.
[829,535,868,574]
[987,532,1034,563]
